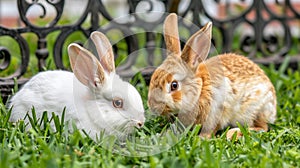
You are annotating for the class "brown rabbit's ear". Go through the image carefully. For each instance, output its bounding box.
[90,31,115,73]
[181,22,212,68]
[68,43,105,88]
[164,13,181,56]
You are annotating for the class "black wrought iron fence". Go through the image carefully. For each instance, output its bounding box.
[1,0,300,102]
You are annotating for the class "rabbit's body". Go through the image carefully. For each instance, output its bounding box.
[187,54,275,135]
[148,14,276,138]
[9,32,145,139]
[10,71,75,122]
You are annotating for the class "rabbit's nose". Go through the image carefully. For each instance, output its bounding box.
[137,121,144,128]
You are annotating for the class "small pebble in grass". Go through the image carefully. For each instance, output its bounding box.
[74,149,84,156]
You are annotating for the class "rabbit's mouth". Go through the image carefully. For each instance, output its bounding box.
[148,102,170,115]
[114,120,143,133]
[168,113,178,123]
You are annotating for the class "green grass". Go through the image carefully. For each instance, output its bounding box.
[0,59,300,167]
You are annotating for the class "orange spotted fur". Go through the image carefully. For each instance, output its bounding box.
[148,13,277,139]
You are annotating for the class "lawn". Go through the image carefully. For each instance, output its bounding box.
[0,56,300,168]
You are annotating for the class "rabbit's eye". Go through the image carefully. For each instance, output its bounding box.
[112,97,123,108]
[170,80,179,91]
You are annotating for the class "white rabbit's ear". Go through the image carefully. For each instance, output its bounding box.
[164,13,181,56]
[181,22,212,68]
[90,31,115,73]
[68,43,105,87]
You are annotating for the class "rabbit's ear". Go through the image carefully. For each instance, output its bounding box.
[164,13,181,56]
[90,31,115,73]
[68,43,105,87]
[181,22,212,68]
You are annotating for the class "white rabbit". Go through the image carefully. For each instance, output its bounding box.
[9,31,145,140]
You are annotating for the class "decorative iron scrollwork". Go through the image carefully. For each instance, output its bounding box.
[0,26,29,81]
[17,0,64,28]
[0,47,10,71]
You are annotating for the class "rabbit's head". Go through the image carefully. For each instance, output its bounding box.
[148,13,212,121]
[68,32,145,138]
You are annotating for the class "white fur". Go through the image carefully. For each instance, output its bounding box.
[9,70,145,140]
[201,77,229,133]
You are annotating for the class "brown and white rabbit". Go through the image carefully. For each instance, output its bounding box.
[147,13,276,139]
